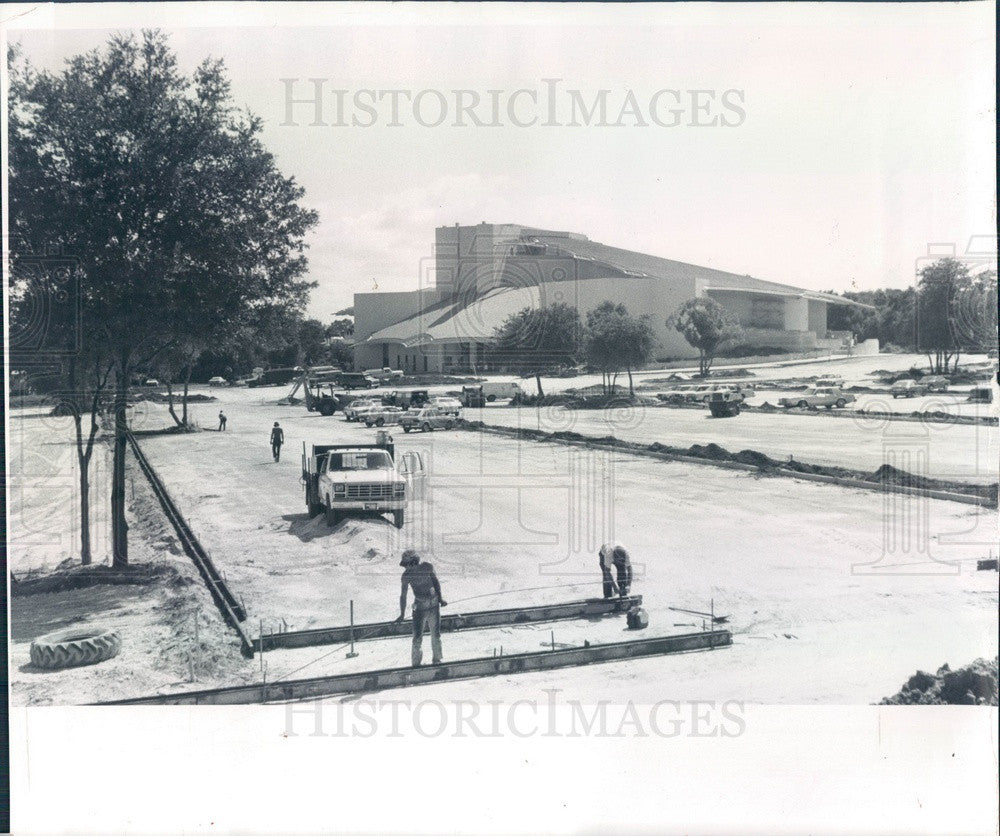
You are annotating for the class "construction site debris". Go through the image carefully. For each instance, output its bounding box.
[880,657,998,705]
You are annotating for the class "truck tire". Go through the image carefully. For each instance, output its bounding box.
[393,510,404,529]
[318,400,336,416]
[325,506,340,526]
[30,626,121,670]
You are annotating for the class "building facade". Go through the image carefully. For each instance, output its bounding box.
[354,223,864,373]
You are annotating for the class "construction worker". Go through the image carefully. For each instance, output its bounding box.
[218,411,227,431]
[270,421,284,462]
[395,549,447,666]
[598,543,620,599]
[612,544,633,597]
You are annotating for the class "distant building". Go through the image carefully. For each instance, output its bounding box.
[353,223,867,373]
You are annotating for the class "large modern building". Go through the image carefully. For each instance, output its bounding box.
[353,223,865,373]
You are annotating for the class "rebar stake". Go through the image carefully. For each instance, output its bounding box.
[347,600,358,658]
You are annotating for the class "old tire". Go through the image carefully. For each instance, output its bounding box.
[393,510,404,529]
[30,627,121,670]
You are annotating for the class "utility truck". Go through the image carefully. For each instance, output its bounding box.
[302,441,426,528]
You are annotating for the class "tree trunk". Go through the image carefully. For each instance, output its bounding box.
[627,366,634,397]
[111,354,129,568]
[610,371,618,396]
[166,380,182,427]
[535,372,544,398]
[953,352,961,373]
[72,412,92,566]
[181,363,193,426]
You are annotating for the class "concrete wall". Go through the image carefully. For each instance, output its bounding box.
[808,300,827,336]
[784,297,809,332]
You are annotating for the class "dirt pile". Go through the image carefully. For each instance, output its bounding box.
[880,657,998,705]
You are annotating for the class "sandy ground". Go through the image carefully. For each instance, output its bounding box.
[7,352,998,704]
[472,403,997,483]
[126,389,996,704]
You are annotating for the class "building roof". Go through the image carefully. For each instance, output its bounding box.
[363,228,871,345]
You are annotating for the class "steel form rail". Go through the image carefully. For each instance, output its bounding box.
[255,595,644,652]
[127,431,254,657]
[100,629,732,705]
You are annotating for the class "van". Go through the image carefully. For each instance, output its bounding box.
[480,381,524,402]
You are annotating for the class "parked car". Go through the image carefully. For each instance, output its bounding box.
[685,384,716,404]
[400,407,457,433]
[922,375,950,393]
[708,390,742,418]
[891,380,928,398]
[428,396,462,415]
[779,387,855,409]
[460,385,486,407]
[363,405,406,427]
[363,367,405,383]
[337,372,378,390]
[143,378,160,387]
[207,376,228,387]
[343,398,382,422]
[967,386,994,404]
[480,381,523,402]
[384,389,431,409]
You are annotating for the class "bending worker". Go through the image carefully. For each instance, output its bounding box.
[599,542,633,598]
[395,549,447,666]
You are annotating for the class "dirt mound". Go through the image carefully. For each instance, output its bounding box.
[880,657,998,705]
[687,443,732,460]
[733,449,780,468]
[11,563,175,596]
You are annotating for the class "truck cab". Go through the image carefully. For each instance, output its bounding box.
[302,442,426,528]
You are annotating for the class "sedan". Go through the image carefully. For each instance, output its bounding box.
[343,398,382,422]
[427,396,462,415]
[891,380,928,398]
[400,408,457,433]
[208,376,228,387]
[363,405,406,427]
[779,387,855,409]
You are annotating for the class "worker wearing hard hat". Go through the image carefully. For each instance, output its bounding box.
[395,549,447,666]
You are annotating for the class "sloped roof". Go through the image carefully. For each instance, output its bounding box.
[527,234,860,305]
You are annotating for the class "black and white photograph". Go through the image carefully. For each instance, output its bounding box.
[4,2,998,833]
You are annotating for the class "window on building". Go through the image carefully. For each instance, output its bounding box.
[750,297,784,330]
[423,356,428,372]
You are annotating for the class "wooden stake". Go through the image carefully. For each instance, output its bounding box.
[347,600,358,658]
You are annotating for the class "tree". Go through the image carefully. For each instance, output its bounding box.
[584,302,656,396]
[669,298,744,376]
[916,258,974,374]
[491,303,583,395]
[9,32,317,567]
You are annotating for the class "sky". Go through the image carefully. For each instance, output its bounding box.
[6,2,996,320]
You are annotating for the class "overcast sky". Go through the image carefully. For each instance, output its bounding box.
[7,3,996,320]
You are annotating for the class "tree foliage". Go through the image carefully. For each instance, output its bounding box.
[585,302,657,396]
[8,31,318,565]
[668,298,744,376]
[491,303,583,395]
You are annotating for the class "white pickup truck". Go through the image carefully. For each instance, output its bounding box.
[302,442,426,528]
